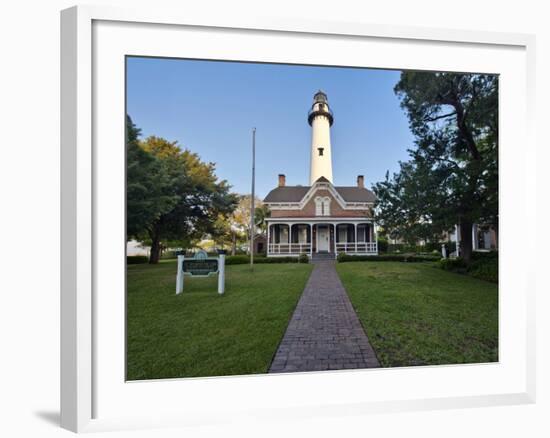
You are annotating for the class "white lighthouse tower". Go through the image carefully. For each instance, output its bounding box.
[308,90,334,184]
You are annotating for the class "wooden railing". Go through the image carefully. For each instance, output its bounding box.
[268,243,312,255]
[335,242,378,254]
[267,242,378,255]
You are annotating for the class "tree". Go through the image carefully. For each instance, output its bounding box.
[224,195,265,255]
[254,203,270,235]
[126,116,177,239]
[126,129,238,263]
[209,213,235,251]
[145,136,238,263]
[374,72,498,262]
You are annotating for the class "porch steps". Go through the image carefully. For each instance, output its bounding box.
[310,252,336,261]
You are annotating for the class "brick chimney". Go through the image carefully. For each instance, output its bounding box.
[278,174,286,187]
[357,175,364,188]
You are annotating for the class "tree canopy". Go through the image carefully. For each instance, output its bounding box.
[126,117,238,263]
[209,195,268,255]
[373,72,498,261]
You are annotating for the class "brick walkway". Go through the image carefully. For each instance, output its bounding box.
[269,260,380,373]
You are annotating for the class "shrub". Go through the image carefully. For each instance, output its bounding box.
[387,243,404,253]
[127,255,149,265]
[471,250,498,261]
[337,254,440,263]
[298,253,310,264]
[437,253,497,283]
[260,256,300,264]
[224,255,249,265]
[224,255,300,265]
[467,255,498,283]
[438,257,468,273]
[421,242,442,252]
[377,237,388,253]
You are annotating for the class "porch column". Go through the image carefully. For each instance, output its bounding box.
[374,223,378,253]
[309,224,313,256]
[354,223,358,253]
[370,223,374,242]
[289,224,293,254]
[329,224,337,254]
[267,223,271,255]
[329,224,340,254]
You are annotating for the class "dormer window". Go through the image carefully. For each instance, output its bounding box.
[317,147,324,156]
[315,196,331,216]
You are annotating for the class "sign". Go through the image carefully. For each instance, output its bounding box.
[182,250,218,276]
[176,250,226,295]
[183,259,218,276]
[194,249,208,260]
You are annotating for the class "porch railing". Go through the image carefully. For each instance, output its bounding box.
[267,242,378,255]
[335,242,378,254]
[268,243,312,255]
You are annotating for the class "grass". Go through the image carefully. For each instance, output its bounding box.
[336,262,498,367]
[126,260,313,380]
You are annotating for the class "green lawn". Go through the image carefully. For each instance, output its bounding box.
[336,262,498,367]
[126,260,313,380]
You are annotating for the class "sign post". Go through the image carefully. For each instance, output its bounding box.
[175,250,225,295]
[250,128,256,268]
[217,250,226,295]
[176,255,185,294]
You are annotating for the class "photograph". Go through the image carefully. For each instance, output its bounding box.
[125,57,499,380]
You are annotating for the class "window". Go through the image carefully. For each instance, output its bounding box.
[317,147,324,156]
[338,226,347,243]
[315,197,322,216]
[298,226,308,244]
[315,196,331,216]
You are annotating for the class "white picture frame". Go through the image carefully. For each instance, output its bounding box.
[60,4,536,433]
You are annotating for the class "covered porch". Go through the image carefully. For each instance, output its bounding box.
[266,220,378,257]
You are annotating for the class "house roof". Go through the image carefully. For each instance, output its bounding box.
[264,186,310,202]
[263,184,376,203]
[334,186,376,203]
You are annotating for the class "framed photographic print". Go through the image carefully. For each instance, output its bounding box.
[61,5,536,433]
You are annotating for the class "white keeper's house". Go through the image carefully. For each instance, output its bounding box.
[263,90,378,259]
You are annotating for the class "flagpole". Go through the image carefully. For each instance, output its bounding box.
[250,128,256,268]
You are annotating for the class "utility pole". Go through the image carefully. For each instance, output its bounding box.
[250,128,256,268]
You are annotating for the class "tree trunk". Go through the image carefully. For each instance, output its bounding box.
[459,220,473,263]
[231,232,236,256]
[149,229,161,264]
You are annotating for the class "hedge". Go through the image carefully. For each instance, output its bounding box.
[298,253,309,264]
[471,250,498,261]
[127,255,149,265]
[337,253,440,263]
[438,252,498,283]
[382,241,456,254]
[468,257,498,283]
[438,257,468,273]
[224,255,306,265]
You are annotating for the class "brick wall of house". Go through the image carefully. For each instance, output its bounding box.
[269,190,372,218]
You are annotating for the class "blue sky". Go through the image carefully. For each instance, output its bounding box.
[126,57,415,198]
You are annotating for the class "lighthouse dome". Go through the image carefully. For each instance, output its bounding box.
[313,90,328,103]
[308,90,333,126]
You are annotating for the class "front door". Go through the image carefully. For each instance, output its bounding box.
[317,226,329,252]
